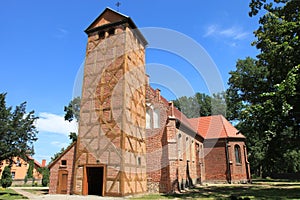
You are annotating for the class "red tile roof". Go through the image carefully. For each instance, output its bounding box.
[173,107,198,133]
[188,115,245,139]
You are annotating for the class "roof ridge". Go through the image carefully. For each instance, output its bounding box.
[219,115,229,138]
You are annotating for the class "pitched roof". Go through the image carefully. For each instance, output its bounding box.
[85,7,147,46]
[173,107,198,133]
[188,115,245,139]
[47,142,76,169]
[27,155,42,168]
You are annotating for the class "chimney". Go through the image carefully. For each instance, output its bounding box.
[155,89,161,101]
[169,101,175,117]
[42,159,46,167]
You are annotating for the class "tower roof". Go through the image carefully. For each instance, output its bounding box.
[85,7,147,46]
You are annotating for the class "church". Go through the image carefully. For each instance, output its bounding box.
[48,8,251,197]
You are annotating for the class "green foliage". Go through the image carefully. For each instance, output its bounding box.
[173,92,227,118]
[1,166,12,188]
[69,132,77,142]
[49,147,65,164]
[24,175,28,184]
[227,0,300,176]
[64,96,81,122]
[38,167,50,186]
[64,97,79,144]
[0,93,38,162]
[26,160,34,179]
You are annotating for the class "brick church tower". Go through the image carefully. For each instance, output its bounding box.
[73,8,148,196]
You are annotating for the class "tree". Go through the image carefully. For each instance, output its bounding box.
[227,0,300,176]
[26,159,34,179]
[1,166,12,188]
[38,167,49,186]
[0,93,38,163]
[173,92,227,118]
[64,96,81,122]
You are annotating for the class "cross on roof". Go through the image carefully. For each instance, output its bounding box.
[115,2,121,12]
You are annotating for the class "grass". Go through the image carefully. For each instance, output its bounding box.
[23,188,48,195]
[0,188,27,200]
[130,179,300,199]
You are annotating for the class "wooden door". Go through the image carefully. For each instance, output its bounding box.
[57,170,68,194]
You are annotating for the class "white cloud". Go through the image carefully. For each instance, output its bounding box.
[204,25,249,40]
[51,141,69,148]
[54,28,69,38]
[204,25,217,37]
[36,112,78,135]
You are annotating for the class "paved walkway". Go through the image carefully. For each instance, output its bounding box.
[11,187,127,200]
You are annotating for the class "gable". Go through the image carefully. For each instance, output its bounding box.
[48,142,76,169]
[85,7,135,33]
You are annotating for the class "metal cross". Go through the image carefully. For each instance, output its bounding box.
[115,2,121,12]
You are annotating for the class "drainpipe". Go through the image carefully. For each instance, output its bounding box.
[225,139,231,184]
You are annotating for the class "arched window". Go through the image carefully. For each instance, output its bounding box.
[153,108,160,128]
[146,109,151,129]
[234,145,241,164]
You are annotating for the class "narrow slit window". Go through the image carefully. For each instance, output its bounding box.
[234,145,241,164]
[178,133,182,160]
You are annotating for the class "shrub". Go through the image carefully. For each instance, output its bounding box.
[1,166,12,188]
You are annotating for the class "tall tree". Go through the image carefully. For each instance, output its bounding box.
[64,96,81,122]
[227,0,300,176]
[173,92,227,118]
[0,93,38,163]
[1,166,12,188]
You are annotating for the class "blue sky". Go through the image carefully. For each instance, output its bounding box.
[0,0,260,164]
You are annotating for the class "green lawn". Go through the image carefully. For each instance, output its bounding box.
[0,188,27,200]
[130,180,300,199]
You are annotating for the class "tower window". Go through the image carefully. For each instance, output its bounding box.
[234,145,241,164]
[108,28,115,36]
[137,157,141,166]
[98,31,105,39]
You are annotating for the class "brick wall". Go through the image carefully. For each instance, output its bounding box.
[204,140,228,182]
[49,143,75,194]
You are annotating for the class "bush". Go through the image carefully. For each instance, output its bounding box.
[38,167,50,186]
[1,166,12,188]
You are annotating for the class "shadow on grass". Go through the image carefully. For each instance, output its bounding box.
[161,185,300,199]
[0,189,27,200]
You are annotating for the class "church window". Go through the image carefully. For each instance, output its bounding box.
[146,109,151,129]
[153,108,160,128]
[186,137,190,161]
[234,145,241,164]
[178,133,182,160]
[191,140,195,162]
